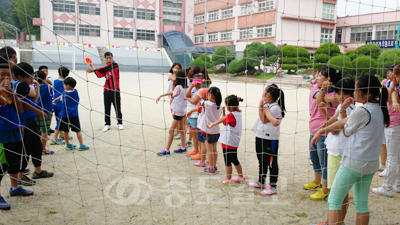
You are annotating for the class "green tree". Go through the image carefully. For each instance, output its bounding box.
[15,0,40,39]
[190,54,212,68]
[242,42,266,69]
[211,46,235,67]
[314,42,341,63]
[376,49,400,76]
[278,45,310,72]
[355,44,381,60]
[352,56,377,76]
[345,50,357,61]
[228,59,246,74]
[263,42,279,71]
[327,55,353,78]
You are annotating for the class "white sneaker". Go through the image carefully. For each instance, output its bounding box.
[393,185,400,193]
[378,164,386,171]
[118,124,124,130]
[372,186,393,197]
[379,168,388,177]
[103,125,110,132]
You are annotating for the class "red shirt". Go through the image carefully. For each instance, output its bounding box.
[94,62,120,91]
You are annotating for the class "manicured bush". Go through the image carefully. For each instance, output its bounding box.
[352,56,377,76]
[228,59,246,74]
[212,46,235,67]
[327,56,353,78]
[190,54,212,68]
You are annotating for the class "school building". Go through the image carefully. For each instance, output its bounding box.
[336,10,400,52]
[35,0,339,54]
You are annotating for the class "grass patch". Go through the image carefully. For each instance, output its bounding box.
[256,73,277,80]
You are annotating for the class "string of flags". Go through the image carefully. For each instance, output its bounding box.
[108,45,161,52]
[32,41,96,48]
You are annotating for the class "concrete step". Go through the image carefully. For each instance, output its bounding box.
[19,41,33,65]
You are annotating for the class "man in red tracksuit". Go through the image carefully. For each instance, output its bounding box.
[87,52,123,132]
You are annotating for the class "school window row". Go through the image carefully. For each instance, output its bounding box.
[241,0,274,15]
[321,28,334,44]
[322,3,335,20]
[52,1,155,21]
[52,23,155,40]
[163,0,182,26]
[194,25,272,43]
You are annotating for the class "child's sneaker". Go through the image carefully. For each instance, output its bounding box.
[219,178,233,186]
[379,169,388,177]
[157,149,170,156]
[174,147,187,153]
[50,139,64,145]
[173,133,181,140]
[79,144,90,151]
[42,149,54,155]
[58,136,72,140]
[260,185,278,196]
[248,181,267,189]
[194,161,206,167]
[310,189,330,201]
[206,159,209,163]
[232,177,246,183]
[24,169,30,175]
[214,165,218,171]
[66,144,76,150]
[204,166,216,175]
[186,151,198,156]
[18,175,36,186]
[191,154,201,160]
[0,196,10,210]
[9,186,34,196]
[303,180,322,190]
[178,141,192,147]
[32,170,54,179]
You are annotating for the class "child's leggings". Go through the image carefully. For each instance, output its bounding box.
[328,165,374,213]
[255,137,279,187]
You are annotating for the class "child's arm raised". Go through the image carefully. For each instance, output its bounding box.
[259,99,280,126]
[31,80,41,103]
[207,107,226,128]
[156,91,174,104]
[185,95,201,105]
[318,102,330,121]
[186,83,195,98]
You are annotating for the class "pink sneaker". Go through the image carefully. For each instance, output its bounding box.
[232,177,246,183]
[194,161,206,167]
[260,185,277,196]
[206,159,209,163]
[219,178,233,186]
[248,181,267,189]
[204,166,216,174]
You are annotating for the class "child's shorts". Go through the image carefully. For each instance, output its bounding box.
[36,113,51,133]
[222,148,240,166]
[58,116,81,132]
[198,130,203,143]
[188,118,198,128]
[199,133,220,144]
[327,154,342,189]
[173,115,186,121]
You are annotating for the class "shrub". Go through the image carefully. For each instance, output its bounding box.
[228,59,246,74]
[352,56,377,76]
[355,44,381,60]
[314,43,341,63]
[327,56,353,78]
[376,49,400,76]
[212,46,235,67]
[190,54,212,68]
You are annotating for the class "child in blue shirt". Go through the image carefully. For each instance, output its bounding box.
[51,66,71,145]
[13,63,54,185]
[0,61,33,209]
[53,77,89,151]
[35,71,54,155]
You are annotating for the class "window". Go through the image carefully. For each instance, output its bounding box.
[208,33,218,42]
[195,0,204,3]
[320,28,333,44]
[221,8,233,19]
[195,14,204,24]
[114,6,133,18]
[336,29,342,43]
[163,0,182,26]
[137,29,155,41]
[350,27,372,42]
[53,0,75,13]
[53,23,75,36]
[208,10,219,21]
[376,24,398,40]
[322,3,335,20]
[221,31,232,41]
[259,0,274,11]
[241,4,254,15]
[137,8,155,20]
[257,25,272,37]
[79,24,100,37]
[240,28,253,39]
[195,35,204,43]
[79,2,100,15]
[114,27,133,39]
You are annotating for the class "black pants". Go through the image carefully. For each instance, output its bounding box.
[104,91,123,125]
[255,137,279,187]
[2,141,24,175]
[23,121,43,168]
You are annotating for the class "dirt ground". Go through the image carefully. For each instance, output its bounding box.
[0,70,399,225]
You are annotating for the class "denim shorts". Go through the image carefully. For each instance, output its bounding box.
[309,135,328,182]
[188,118,198,128]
